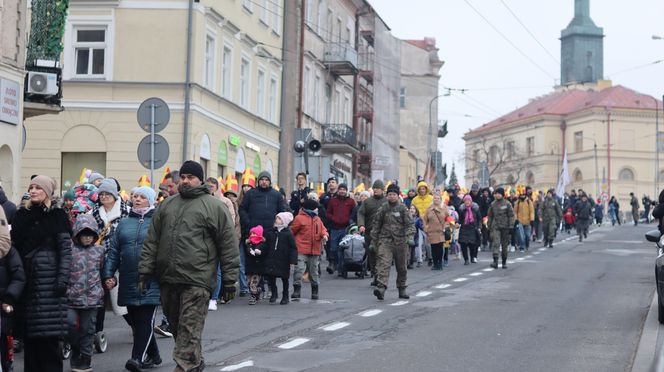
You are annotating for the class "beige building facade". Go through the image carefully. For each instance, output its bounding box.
[23,0,283,193]
[0,0,28,202]
[464,82,662,209]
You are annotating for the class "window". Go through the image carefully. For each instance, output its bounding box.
[200,159,208,179]
[399,87,406,108]
[240,58,250,108]
[325,83,331,122]
[574,131,583,153]
[314,74,320,121]
[256,69,265,116]
[526,171,535,185]
[268,77,277,123]
[489,145,499,165]
[259,0,269,24]
[336,18,342,42]
[306,0,313,25]
[74,28,107,77]
[221,46,232,98]
[303,66,311,114]
[506,141,515,159]
[619,168,635,181]
[271,0,281,34]
[526,137,535,156]
[217,165,225,179]
[343,95,350,125]
[317,0,324,35]
[242,0,252,12]
[334,87,341,123]
[204,35,215,89]
[472,149,480,163]
[573,168,583,182]
[345,25,351,43]
[326,9,334,40]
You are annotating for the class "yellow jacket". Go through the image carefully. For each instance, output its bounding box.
[412,181,433,217]
[515,198,535,225]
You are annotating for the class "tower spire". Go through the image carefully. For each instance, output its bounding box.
[574,0,590,19]
[560,0,604,85]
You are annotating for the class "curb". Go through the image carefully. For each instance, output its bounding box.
[633,291,660,372]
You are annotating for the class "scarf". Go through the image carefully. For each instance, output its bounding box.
[464,206,475,225]
[132,206,154,217]
[303,208,318,217]
[249,234,264,245]
[99,199,122,225]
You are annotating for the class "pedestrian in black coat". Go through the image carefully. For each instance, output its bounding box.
[0,188,16,225]
[264,213,297,305]
[0,246,25,372]
[239,171,286,238]
[11,175,72,372]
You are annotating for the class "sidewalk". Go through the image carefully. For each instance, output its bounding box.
[633,291,664,372]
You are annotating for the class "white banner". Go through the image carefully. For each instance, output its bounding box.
[556,149,570,197]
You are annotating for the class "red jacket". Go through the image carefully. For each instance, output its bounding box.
[327,195,356,229]
[563,209,575,224]
[291,210,328,255]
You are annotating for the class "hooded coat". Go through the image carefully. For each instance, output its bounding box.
[291,209,327,256]
[11,204,72,338]
[411,181,433,218]
[263,227,298,279]
[458,202,481,245]
[239,171,287,237]
[67,215,105,308]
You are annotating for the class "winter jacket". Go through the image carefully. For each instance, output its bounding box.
[573,200,592,221]
[423,204,449,244]
[90,199,130,251]
[67,215,104,309]
[652,190,664,233]
[458,203,481,245]
[291,209,327,256]
[11,204,72,338]
[0,248,25,307]
[105,209,160,306]
[327,195,356,230]
[371,201,415,243]
[239,185,287,237]
[357,195,387,246]
[139,185,240,292]
[339,234,365,262]
[539,196,563,222]
[594,204,604,219]
[0,188,16,225]
[244,241,266,275]
[263,227,298,279]
[488,198,516,230]
[631,196,640,213]
[514,198,535,226]
[563,209,576,224]
[411,181,433,217]
[289,187,311,212]
[478,193,493,218]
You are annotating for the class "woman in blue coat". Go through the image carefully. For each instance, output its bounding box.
[103,187,161,372]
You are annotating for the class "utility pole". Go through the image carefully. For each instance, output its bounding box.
[594,143,599,199]
[656,96,661,197]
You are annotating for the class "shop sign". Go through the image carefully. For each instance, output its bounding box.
[246,141,260,152]
[218,141,228,166]
[0,78,20,125]
[229,135,241,147]
[253,154,261,173]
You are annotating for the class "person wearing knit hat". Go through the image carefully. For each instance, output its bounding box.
[179,160,205,182]
[263,212,297,304]
[291,196,328,300]
[358,180,387,283]
[487,186,515,269]
[97,178,120,201]
[302,198,319,212]
[61,189,77,226]
[88,172,105,187]
[372,179,384,190]
[386,184,400,195]
[12,174,72,370]
[133,186,156,207]
[326,180,356,275]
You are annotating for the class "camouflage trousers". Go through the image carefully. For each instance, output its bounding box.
[375,238,408,290]
[365,235,376,277]
[542,219,558,242]
[491,228,511,259]
[160,283,210,372]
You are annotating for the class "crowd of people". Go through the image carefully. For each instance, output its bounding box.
[0,162,655,372]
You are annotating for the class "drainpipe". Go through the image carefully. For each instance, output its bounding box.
[607,109,612,199]
[182,0,194,163]
[560,120,566,184]
[297,0,305,129]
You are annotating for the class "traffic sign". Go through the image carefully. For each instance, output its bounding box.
[137,97,170,133]
[137,134,169,170]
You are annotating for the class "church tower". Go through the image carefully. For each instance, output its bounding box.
[560,0,604,85]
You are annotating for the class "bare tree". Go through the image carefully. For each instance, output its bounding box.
[464,135,532,187]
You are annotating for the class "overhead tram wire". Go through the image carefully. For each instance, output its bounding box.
[499,0,559,65]
[463,0,556,81]
[606,59,664,78]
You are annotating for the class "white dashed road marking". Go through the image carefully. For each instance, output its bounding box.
[220,361,254,371]
[525,255,533,259]
[533,252,541,255]
[390,300,410,306]
[482,268,495,272]
[435,284,451,289]
[453,278,468,282]
[278,338,310,349]
[507,260,516,264]
[516,257,525,261]
[469,272,483,277]
[416,291,432,297]
[538,248,546,251]
[359,309,383,317]
[320,322,350,331]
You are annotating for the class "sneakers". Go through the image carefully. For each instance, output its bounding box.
[248,295,257,305]
[125,359,143,372]
[154,321,173,338]
[208,299,218,311]
[464,260,469,265]
[311,285,319,300]
[142,355,162,368]
[443,260,449,267]
[471,257,478,263]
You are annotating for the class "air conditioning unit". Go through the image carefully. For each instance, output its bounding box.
[26,72,59,95]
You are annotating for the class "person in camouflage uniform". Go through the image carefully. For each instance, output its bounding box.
[357,179,387,283]
[371,184,415,301]
[539,189,562,248]
[487,187,515,269]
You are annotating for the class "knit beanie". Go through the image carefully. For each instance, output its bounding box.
[63,189,76,201]
[303,198,319,211]
[30,175,56,198]
[386,184,400,195]
[463,194,473,202]
[133,186,157,206]
[249,225,264,245]
[276,212,293,226]
[494,187,505,197]
[338,183,348,191]
[97,179,119,200]
[257,171,272,182]
[372,179,384,190]
[179,160,205,182]
[88,172,105,185]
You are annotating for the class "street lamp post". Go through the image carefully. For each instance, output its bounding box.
[428,92,450,186]
[582,137,599,199]
[656,96,660,198]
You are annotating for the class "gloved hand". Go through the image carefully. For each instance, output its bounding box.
[407,239,415,247]
[222,284,237,303]
[254,249,262,255]
[138,274,153,293]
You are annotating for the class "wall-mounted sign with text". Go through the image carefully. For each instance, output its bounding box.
[0,78,20,125]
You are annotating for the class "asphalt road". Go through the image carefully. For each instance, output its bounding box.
[15,223,657,372]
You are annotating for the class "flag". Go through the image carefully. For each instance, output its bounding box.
[556,148,570,197]
[217,176,225,193]
[138,175,151,187]
[160,167,171,184]
[79,168,88,184]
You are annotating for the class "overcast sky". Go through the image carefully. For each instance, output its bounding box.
[372,0,664,183]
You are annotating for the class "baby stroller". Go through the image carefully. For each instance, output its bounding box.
[338,225,367,279]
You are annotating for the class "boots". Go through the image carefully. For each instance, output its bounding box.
[269,285,278,303]
[71,352,93,372]
[398,287,410,299]
[280,288,289,305]
[502,257,507,269]
[311,285,319,300]
[490,257,498,269]
[291,285,301,299]
[373,286,385,301]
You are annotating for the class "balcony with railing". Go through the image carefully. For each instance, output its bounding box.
[321,124,359,153]
[358,51,374,83]
[323,43,358,76]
